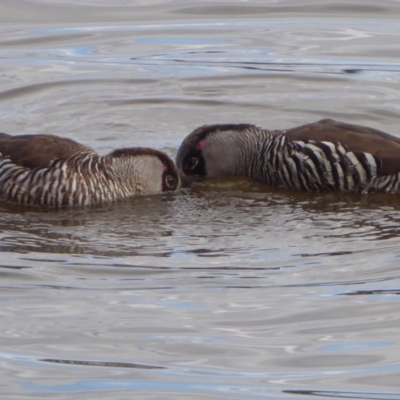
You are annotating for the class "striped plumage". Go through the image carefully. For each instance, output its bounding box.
[0,133,180,207]
[176,119,400,194]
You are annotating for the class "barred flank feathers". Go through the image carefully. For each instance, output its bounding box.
[249,135,391,193]
[0,153,136,206]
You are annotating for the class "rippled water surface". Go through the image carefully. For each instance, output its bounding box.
[2,1,400,399]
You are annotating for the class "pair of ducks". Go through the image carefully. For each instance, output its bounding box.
[1,118,400,207]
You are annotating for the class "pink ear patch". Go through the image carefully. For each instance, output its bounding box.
[196,139,205,150]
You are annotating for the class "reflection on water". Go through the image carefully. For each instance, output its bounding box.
[2,184,400,261]
[2,1,400,399]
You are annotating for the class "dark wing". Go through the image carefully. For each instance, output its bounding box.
[283,119,400,175]
[0,133,93,169]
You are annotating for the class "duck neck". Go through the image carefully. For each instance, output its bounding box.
[232,128,278,179]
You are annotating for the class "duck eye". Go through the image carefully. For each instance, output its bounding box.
[184,156,199,172]
[165,174,177,189]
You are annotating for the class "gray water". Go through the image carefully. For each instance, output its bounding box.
[1,1,400,399]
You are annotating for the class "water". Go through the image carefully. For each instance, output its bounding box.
[1,1,400,399]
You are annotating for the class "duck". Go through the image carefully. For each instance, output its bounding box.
[0,132,180,207]
[176,118,400,194]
